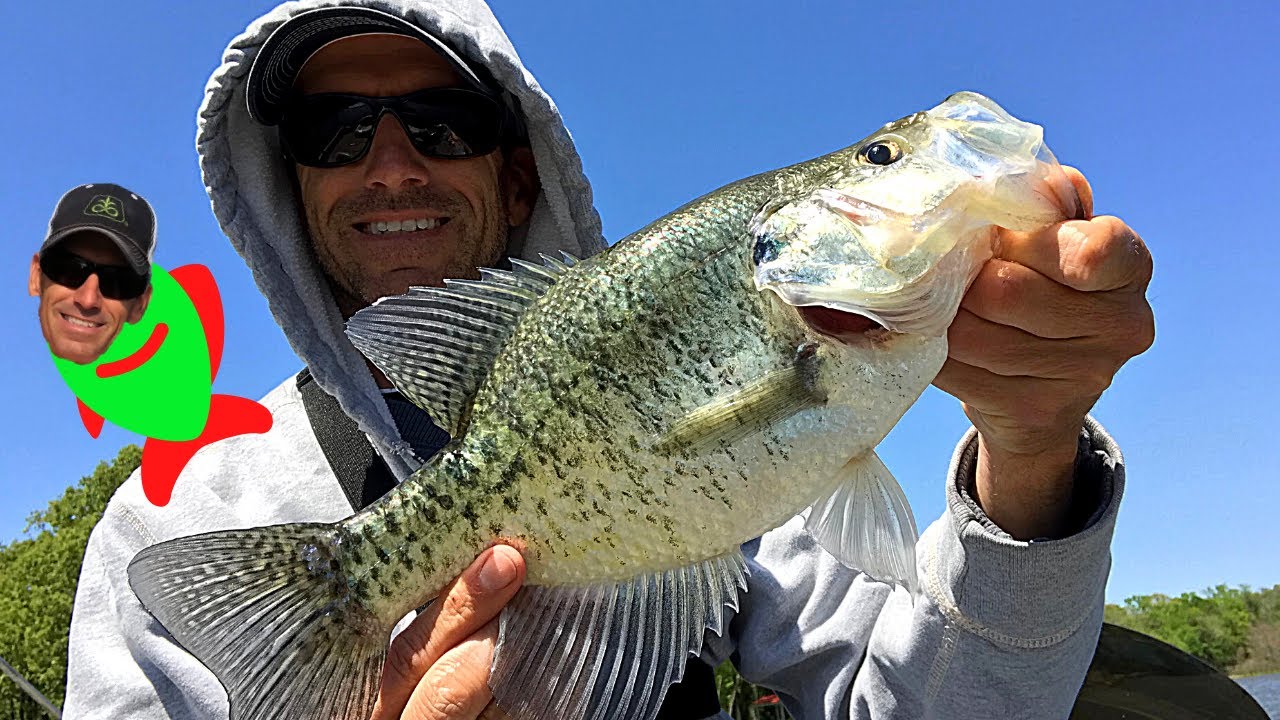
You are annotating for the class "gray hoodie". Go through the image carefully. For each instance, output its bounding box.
[63,1,1124,718]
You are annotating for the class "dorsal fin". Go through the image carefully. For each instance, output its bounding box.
[345,256,570,437]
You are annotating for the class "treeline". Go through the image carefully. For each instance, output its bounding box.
[1105,584,1280,676]
[0,445,139,718]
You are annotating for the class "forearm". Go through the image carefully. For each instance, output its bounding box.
[973,432,1078,540]
[883,417,1121,719]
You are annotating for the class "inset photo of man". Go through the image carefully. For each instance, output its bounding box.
[29,183,155,364]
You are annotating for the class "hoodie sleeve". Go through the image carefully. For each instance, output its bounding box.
[706,416,1123,720]
[63,480,229,720]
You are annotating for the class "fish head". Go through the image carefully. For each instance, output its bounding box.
[752,91,1082,339]
[55,265,212,441]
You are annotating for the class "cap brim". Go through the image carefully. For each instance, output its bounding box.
[41,226,151,277]
[246,7,493,125]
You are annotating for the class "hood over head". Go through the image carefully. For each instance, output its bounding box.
[197,0,606,477]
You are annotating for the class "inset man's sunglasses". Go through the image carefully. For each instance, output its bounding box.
[279,87,507,168]
[40,248,149,300]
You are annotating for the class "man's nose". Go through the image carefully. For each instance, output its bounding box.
[73,272,105,310]
[362,114,430,190]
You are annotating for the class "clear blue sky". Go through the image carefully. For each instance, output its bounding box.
[0,1,1276,604]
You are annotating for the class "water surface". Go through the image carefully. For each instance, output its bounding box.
[1237,673,1280,719]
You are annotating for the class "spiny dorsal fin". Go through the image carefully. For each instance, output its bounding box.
[346,256,570,437]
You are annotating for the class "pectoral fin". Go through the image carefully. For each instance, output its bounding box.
[655,346,825,455]
[77,398,104,439]
[805,451,920,594]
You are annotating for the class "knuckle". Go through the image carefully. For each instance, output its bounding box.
[1084,367,1116,397]
[429,682,473,719]
[384,637,427,688]
[1129,308,1156,354]
[1065,216,1147,289]
[1113,303,1156,356]
[441,586,481,625]
[982,262,1026,310]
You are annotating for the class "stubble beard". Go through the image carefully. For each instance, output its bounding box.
[305,186,509,317]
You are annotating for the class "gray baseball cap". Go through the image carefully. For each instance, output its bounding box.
[245,6,499,126]
[41,183,155,276]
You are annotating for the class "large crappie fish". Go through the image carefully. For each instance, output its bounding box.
[128,91,1082,720]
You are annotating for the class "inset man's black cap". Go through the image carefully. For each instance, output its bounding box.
[41,183,155,277]
[246,7,499,126]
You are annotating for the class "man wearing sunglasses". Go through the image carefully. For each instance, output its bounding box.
[29,183,154,365]
[65,2,1150,720]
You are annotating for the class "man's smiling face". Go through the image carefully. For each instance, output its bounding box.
[29,232,150,365]
[292,34,537,318]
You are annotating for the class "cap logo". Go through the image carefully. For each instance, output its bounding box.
[84,195,128,226]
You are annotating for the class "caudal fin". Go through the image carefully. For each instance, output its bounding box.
[141,394,273,506]
[127,523,391,720]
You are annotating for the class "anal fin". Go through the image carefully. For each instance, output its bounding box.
[490,552,749,720]
[805,451,920,594]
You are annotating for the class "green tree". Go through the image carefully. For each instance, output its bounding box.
[0,445,139,718]
[1107,584,1266,673]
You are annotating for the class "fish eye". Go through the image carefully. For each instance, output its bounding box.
[859,139,902,166]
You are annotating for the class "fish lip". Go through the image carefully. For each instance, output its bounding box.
[794,304,896,346]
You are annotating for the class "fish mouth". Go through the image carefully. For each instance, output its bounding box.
[796,305,891,344]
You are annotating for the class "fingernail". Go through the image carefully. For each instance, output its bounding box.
[478,546,520,593]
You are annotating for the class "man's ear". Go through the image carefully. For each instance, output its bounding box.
[127,284,153,324]
[28,254,42,297]
[502,146,539,228]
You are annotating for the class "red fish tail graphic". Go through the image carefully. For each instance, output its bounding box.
[140,394,273,506]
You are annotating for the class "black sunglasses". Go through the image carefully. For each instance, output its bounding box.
[40,247,149,300]
[278,87,507,168]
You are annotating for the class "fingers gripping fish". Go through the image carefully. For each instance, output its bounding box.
[127,92,1081,720]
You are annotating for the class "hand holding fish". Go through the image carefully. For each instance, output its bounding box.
[369,546,525,720]
[935,168,1154,539]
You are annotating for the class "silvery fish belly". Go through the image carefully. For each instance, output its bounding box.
[127,92,1082,720]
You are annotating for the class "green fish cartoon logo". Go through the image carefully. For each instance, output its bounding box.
[53,264,272,505]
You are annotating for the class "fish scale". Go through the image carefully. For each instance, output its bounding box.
[127,91,1082,720]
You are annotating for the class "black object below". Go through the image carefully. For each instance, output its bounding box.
[1071,623,1269,719]
[296,368,725,719]
[298,368,398,509]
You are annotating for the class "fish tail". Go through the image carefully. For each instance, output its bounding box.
[128,523,391,720]
[141,394,273,506]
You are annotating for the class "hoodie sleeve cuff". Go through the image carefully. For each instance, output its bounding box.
[922,416,1125,644]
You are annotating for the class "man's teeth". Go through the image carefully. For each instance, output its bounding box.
[366,218,442,234]
[65,315,101,328]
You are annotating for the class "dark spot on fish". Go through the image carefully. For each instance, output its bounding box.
[437,495,454,511]
[752,233,781,266]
